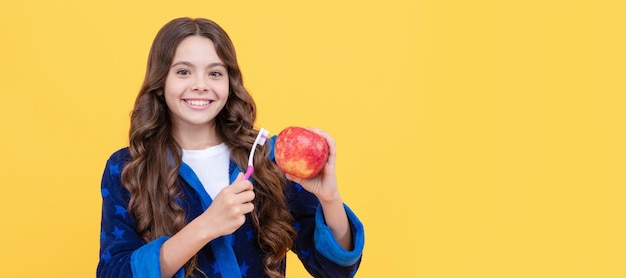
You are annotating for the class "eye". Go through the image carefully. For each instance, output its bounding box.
[176,69,190,76]
[209,71,223,78]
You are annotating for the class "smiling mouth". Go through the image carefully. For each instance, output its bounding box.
[184,99,213,106]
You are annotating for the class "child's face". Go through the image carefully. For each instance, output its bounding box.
[164,35,229,131]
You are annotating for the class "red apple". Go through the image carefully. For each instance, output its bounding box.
[275,126,329,179]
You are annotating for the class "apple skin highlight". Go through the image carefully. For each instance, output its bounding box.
[275,126,329,179]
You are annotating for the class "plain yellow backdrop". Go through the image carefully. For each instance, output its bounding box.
[1,0,625,277]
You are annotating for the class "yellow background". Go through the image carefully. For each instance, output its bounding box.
[1,0,624,277]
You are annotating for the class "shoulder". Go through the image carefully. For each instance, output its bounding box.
[102,147,131,178]
[107,147,132,165]
[100,148,132,200]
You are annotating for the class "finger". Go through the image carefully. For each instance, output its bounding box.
[225,173,245,191]
[236,189,255,203]
[234,172,245,182]
[307,128,336,167]
[307,128,335,151]
[241,202,255,214]
[307,127,332,141]
[285,173,304,184]
[227,181,253,197]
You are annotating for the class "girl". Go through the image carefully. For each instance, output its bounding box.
[97,17,364,278]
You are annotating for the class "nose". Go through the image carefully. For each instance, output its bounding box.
[192,76,209,92]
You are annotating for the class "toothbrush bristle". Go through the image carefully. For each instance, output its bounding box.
[258,130,269,145]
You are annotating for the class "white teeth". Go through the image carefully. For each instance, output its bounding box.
[186,100,210,106]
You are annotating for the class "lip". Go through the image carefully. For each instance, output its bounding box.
[183,98,214,110]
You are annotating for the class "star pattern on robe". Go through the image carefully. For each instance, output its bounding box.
[210,262,220,275]
[114,205,127,217]
[101,250,111,262]
[309,263,320,272]
[101,188,110,198]
[246,229,254,241]
[112,226,125,240]
[240,261,249,277]
[300,249,311,258]
[109,163,120,175]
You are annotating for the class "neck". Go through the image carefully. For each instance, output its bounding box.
[173,122,223,150]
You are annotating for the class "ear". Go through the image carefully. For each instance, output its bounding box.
[156,90,164,96]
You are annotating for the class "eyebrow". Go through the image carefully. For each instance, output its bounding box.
[170,61,226,69]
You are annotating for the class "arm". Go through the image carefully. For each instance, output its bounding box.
[97,151,174,278]
[285,128,352,250]
[159,172,254,277]
[284,129,365,277]
[287,184,365,278]
[98,151,254,278]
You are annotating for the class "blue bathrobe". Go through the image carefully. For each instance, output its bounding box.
[97,137,365,277]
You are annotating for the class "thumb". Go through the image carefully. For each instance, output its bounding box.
[234,172,245,183]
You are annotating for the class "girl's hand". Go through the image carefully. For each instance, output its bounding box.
[159,173,255,276]
[199,173,255,239]
[285,128,341,203]
[285,129,353,250]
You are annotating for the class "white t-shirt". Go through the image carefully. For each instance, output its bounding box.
[182,143,230,199]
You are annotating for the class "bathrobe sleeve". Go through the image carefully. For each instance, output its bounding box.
[264,135,364,277]
[96,149,184,278]
[288,184,365,278]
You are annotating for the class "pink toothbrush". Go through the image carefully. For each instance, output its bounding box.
[244,128,269,180]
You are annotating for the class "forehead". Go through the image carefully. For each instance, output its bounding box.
[172,35,223,64]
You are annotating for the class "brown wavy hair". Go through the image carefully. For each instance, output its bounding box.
[120,17,296,277]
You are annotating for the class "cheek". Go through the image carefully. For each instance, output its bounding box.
[163,93,176,111]
[163,86,175,104]
[163,83,183,108]
[217,80,230,98]
[163,77,174,96]
[164,78,186,96]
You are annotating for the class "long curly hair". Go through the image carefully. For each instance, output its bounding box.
[120,17,296,277]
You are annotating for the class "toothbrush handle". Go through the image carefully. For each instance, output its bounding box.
[243,165,254,180]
